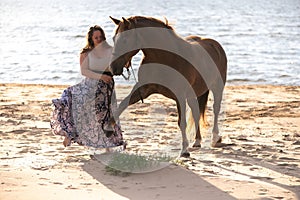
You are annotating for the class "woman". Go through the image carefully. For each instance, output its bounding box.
[50,25,124,150]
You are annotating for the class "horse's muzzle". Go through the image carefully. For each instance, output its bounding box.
[109,61,123,76]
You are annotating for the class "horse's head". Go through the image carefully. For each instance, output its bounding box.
[109,16,140,76]
[109,16,176,75]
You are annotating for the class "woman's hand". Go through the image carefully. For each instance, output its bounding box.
[101,74,113,83]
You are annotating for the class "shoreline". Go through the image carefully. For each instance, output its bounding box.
[0,83,299,199]
[1,82,299,86]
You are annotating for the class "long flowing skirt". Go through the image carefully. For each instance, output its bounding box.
[50,78,124,148]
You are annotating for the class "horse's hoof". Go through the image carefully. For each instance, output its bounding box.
[122,141,127,150]
[89,155,96,160]
[104,130,114,138]
[180,152,190,157]
[63,137,71,147]
[211,136,222,147]
[192,143,201,148]
[103,124,115,137]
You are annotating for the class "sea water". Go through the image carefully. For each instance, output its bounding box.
[0,0,299,86]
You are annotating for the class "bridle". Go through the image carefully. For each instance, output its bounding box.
[121,61,131,80]
[121,57,143,103]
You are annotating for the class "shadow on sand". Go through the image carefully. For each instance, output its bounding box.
[82,158,236,200]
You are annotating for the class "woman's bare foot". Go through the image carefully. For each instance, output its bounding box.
[63,137,71,147]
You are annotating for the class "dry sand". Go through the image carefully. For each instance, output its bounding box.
[0,83,299,200]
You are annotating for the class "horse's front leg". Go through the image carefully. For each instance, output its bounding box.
[176,98,190,157]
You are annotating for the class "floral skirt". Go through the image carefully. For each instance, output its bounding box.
[50,78,124,148]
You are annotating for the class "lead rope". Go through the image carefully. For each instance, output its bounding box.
[122,64,144,103]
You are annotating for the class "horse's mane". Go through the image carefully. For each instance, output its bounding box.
[127,16,174,30]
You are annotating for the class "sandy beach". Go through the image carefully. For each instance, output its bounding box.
[0,83,299,200]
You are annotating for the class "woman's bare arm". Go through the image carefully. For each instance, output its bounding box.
[80,53,112,83]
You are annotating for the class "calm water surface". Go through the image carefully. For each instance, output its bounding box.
[0,0,299,85]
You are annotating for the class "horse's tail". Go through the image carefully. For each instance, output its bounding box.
[199,91,209,128]
[186,91,209,141]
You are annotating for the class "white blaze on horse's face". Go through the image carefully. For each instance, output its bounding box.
[111,25,139,75]
[110,32,126,75]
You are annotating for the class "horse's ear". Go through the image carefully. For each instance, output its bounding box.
[122,17,130,27]
[110,16,121,25]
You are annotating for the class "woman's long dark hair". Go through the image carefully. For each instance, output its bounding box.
[81,25,106,54]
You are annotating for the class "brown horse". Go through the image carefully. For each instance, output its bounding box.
[109,16,227,157]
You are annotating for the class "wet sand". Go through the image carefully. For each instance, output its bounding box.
[0,83,299,200]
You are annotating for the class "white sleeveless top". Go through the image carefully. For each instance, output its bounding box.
[88,41,112,72]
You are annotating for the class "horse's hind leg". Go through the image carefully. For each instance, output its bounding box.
[187,91,209,148]
[211,87,223,147]
[176,98,190,157]
[187,97,201,147]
